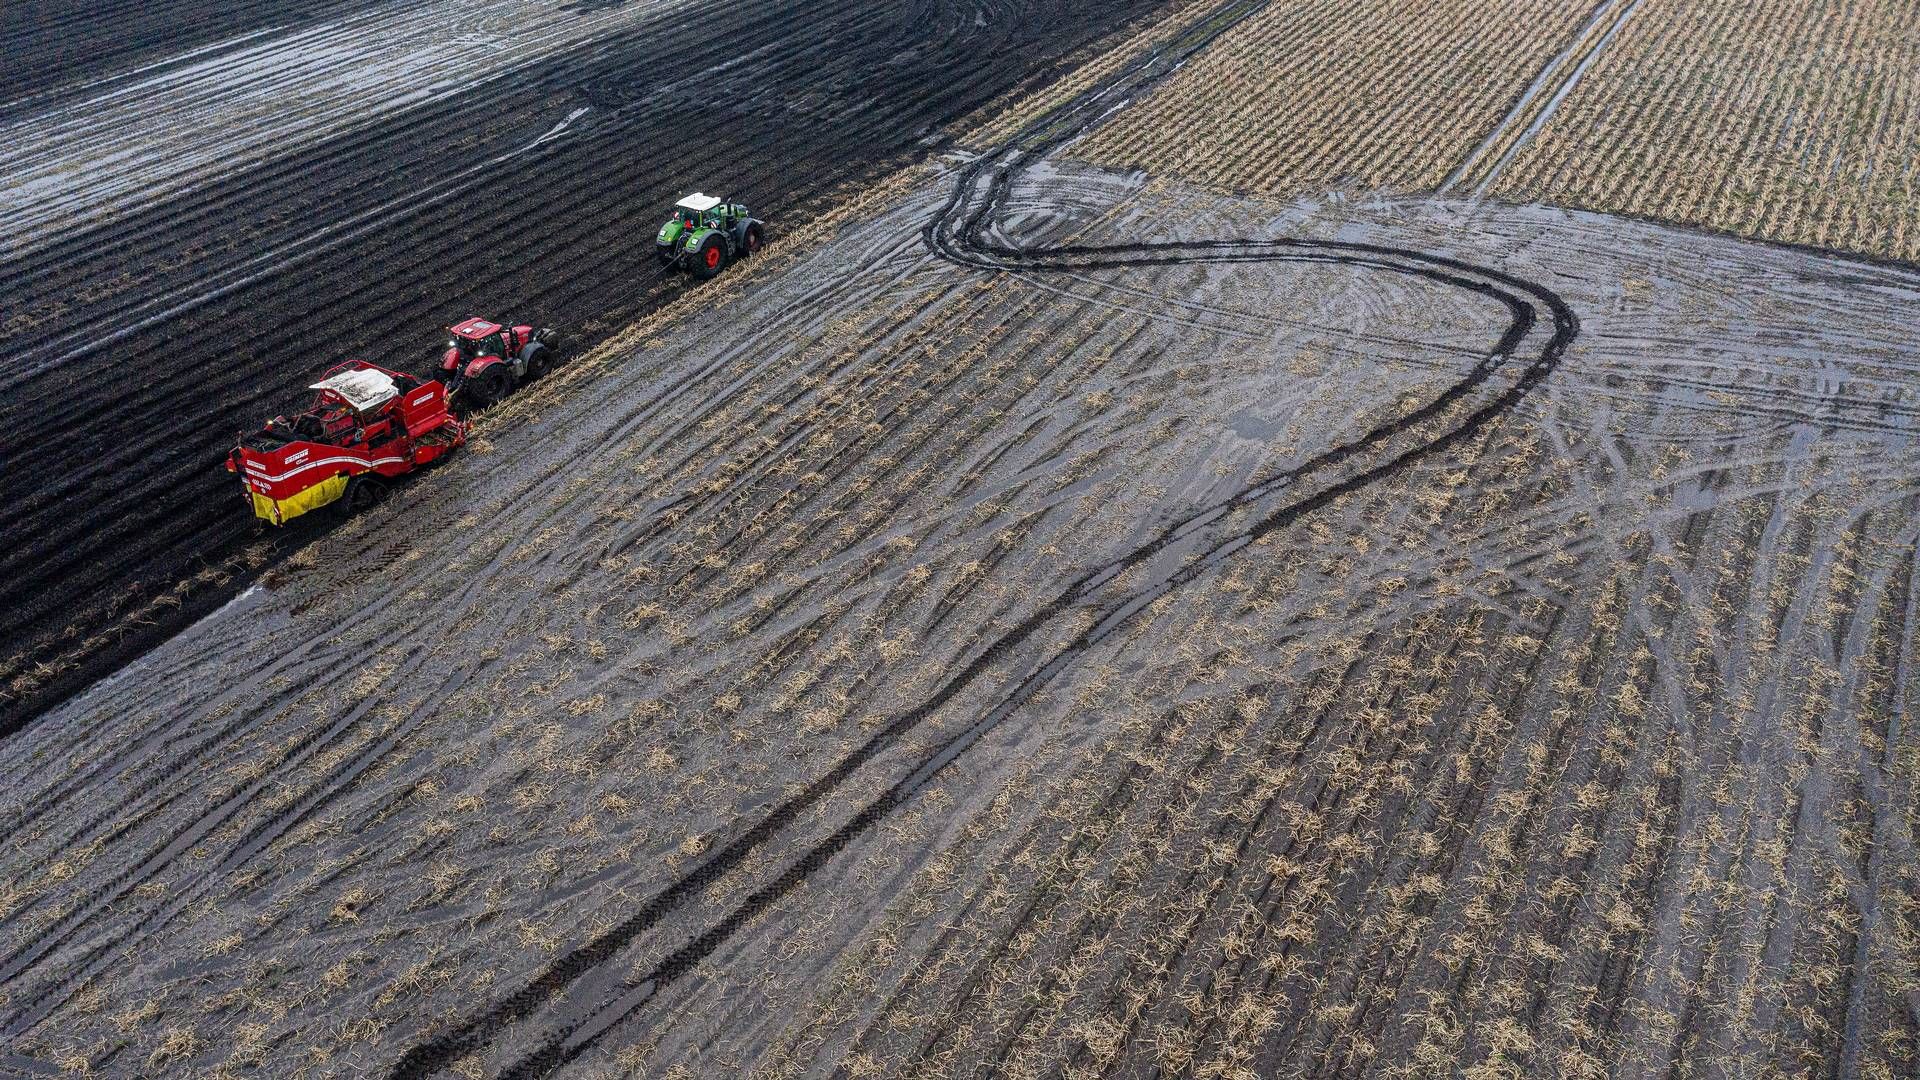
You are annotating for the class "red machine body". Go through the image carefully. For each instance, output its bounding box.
[225,360,465,525]
[438,316,559,407]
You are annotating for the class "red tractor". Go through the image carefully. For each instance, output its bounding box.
[226,361,465,525]
[438,316,560,408]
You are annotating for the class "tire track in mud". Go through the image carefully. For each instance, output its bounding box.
[963,439,1553,1072]
[1440,0,1646,196]
[0,182,970,1031]
[905,432,1534,1071]
[387,2,1579,1074]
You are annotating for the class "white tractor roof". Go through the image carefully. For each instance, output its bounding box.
[675,192,722,211]
[310,367,398,412]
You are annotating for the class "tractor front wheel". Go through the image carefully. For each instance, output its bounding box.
[743,222,764,257]
[692,233,727,280]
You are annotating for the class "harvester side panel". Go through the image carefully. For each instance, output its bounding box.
[227,368,464,525]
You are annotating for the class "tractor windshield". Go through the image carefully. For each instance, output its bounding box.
[474,331,506,357]
[678,210,699,229]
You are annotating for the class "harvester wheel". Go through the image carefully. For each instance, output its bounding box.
[743,223,764,256]
[339,476,389,517]
[692,233,727,280]
[468,364,514,408]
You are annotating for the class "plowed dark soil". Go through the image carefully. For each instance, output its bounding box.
[0,0,1175,734]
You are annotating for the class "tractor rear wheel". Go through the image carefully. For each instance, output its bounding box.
[468,364,514,408]
[522,343,550,381]
[692,233,727,280]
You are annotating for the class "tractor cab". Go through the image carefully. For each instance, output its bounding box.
[678,193,724,223]
[445,317,507,368]
[660,193,731,239]
[441,317,507,390]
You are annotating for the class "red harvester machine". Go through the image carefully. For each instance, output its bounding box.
[226,361,465,525]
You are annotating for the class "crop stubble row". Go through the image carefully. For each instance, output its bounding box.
[1073,0,1920,264]
[1490,0,1920,263]
[1072,0,1597,197]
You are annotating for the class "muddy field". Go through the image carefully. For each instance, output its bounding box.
[6,1,1920,1077]
[5,53,1919,1078]
[0,0,1177,732]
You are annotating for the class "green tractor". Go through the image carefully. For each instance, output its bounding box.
[655,193,765,279]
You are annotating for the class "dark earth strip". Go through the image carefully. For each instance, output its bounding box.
[0,0,1175,735]
[0,0,380,110]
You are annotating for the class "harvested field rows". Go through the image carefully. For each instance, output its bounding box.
[0,0,363,109]
[0,0,1175,733]
[1071,0,1920,267]
[4,1,1919,1077]
[0,0,694,258]
[0,161,1524,1072]
[4,126,1917,1077]
[1072,0,1597,196]
[1490,0,1920,263]
[1442,0,1647,196]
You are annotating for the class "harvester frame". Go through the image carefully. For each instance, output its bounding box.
[226,360,465,525]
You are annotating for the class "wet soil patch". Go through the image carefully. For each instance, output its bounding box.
[0,0,1175,734]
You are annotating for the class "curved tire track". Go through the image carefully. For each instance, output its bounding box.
[387,2,1578,1076]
